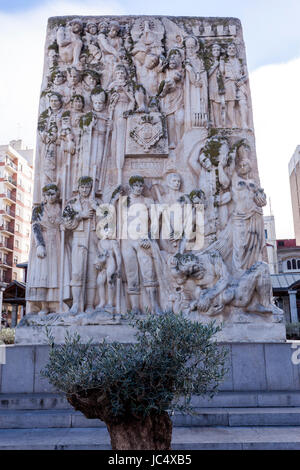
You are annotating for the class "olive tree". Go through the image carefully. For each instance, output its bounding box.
[42,312,227,450]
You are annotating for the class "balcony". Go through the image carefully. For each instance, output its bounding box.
[5,160,17,173]
[3,191,16,204]
[0,259,12,268]
[0,242,13,252]
[3,176,17,189]
[2,207,15,220]
[0,224,14,236]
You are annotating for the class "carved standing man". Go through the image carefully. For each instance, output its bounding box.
[62,176,100,314]
[223,43,248,129]
[208,43,224,128]
[113,176,161,314]
[57,19,83,66]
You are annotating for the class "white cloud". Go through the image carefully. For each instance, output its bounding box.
[250,57,300,239]
[0,0,125,147]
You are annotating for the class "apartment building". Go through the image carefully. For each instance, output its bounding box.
[0,140,33,285]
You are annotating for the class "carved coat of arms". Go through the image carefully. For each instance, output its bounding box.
[126,112,168,156]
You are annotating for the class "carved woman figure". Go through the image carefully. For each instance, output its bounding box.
[159,49,184,150]
[27,184,64,314]
[184,36,208,129]
[223,43,249,129]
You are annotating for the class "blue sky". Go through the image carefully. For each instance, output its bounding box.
[0,0,299,238]
[1,0,300,70]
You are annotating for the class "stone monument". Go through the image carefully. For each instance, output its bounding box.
[16,15,285,343]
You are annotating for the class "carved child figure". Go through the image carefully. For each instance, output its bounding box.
[94,224,122,311]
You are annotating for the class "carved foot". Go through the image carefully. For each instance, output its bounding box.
[246,303,272,314]
[85,307,94,314]
[70,303,79,315]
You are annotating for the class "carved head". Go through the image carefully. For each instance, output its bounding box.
[71,94,84,112]
[83,70,100,89]
[166,172,181,191]
[227,43,238,57]
[52,70,66,86]
[99,21,108,35]
[86,21,98,35]
[69,19,83,34]
[185,36,199,57]
[42,184,59,204]
[236,158,251,177]
[49,93,63,111]
[78,176,93,197]
[91,88,107,112]
[114,64,127,83]
[145,53,159,70]
[168,49,182,69]
[67,67,81,87]
[129,175,144,196]
[48,48,58,68]
[174,253,200,277]
[108,20,120,38]
[211,43,221,58]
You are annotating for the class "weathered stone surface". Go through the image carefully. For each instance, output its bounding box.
[19,14,285,344]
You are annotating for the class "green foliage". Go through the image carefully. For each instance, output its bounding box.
[0,328,15,345]
[286,322,300,340]
[41,312,227,420]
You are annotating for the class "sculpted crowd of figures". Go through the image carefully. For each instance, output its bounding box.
[27,16,281,323]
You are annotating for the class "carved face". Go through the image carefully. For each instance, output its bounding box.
[202,157,212,171]
[79,183,92,197]
[72,97,84,112]
[114,67,126,82]
[99,22,107,34]
[211,44,221,58]
[49,94,62,111]
[227,44,237,57]
[108,24,119,38]
[84,74,97,89]
[87,24,97,35]
[92,93,106,112]
[145,54,159,70]
[237,158,251,177]
[48,49,58,67]
[67,69,80,86]
[130,181,144,196]
[71,21,82,34]
[45,189,58,204]
[167,174,181,191]
[185,37,198,57]
[53,72,65,86]
[169,53,181,69]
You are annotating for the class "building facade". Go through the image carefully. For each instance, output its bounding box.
[289,146,300,246]
[0,140,33,286]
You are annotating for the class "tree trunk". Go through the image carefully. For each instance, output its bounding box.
[67,392,173,450]
[107,412,173,450]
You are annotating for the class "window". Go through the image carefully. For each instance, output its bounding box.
[16,207,20,216]
[13,256,18,264]
[16,224,20,233]
[278,241,284,247]
[292,259,297,270]
[15,240,19,249]
[264,229,268,239]
[287,260,291,270]
[12,272,17,281]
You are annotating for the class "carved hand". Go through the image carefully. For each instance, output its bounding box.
[37,245,46,259]
[81,208,95,219]
[140,238,151,249]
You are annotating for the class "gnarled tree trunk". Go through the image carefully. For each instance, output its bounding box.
[67,391,173,450]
